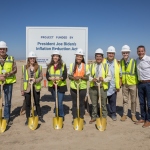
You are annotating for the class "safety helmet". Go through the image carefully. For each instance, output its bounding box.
[75,48,84,56]
[121,45,131,52]
[51,50,61,57]
[95,48,104,55]
[0,41,8,48]
[107,46,116,53]
[28,51,37,58]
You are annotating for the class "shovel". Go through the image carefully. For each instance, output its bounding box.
[73,79,84,131]
[53,81,63,129]
[96,81,107,131]
[0,81,7,133]
[28,78,38,130]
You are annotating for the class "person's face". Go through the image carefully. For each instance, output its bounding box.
[29,57,36,65]
[107,52,115,61]
[95,54,103,63]
[0,48,7,56]
[76,55,83,64]
[137,47,145,59]
[122,51,130,59]
[53,54,59,63]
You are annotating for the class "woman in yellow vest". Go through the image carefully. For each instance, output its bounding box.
[46,50,67,120]
[68,49,90,124]
[21,51,45,125]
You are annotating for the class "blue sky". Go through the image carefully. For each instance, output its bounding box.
[0,0,150,60]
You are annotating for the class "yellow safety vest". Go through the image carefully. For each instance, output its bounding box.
[89,63,109,90]
[22,65,42,90]
[103,58,120,89]
[120,59,138,85]
[0,56,16,84]
[70,63,89,90]
[48,63,66,87]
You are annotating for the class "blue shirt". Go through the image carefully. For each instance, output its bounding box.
[106,59,122,96]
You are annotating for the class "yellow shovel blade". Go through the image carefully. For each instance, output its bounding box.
[0,119,7,133]
[28,116,39,130]
[73,118,84,131]
[96,108,107,131]
[53,117,63,129]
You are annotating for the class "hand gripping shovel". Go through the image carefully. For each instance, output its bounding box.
[96,81,107,131]
[0,82,7,133]
[28,78,38,130]
[53,81,63,129]
[73,80,84,131]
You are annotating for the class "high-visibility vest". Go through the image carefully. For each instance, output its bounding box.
[22,65,42,90]
[70,63,89,90]
[103,58,120,89]
[0,56,16,84]
[48,63,66,87]
[89,63,109,90]
[120,59,138,85]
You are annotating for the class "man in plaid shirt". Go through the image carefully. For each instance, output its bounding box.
[0,41,17,125]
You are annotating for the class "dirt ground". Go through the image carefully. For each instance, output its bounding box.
[0,60,150,150]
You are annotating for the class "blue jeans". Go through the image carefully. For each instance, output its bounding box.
[138,82,150,121]
[0,84,13,119]
[52,88,64,118]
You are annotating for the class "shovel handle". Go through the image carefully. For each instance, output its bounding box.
[53,80,59,86]
[29,78,34,85]
[0,81,5,86]
[75,79,81,86]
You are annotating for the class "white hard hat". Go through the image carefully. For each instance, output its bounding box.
[51,50,61,57]
[0,41,8,48]
[107,46,116,53]
[95,48,104,55]
[28,51,37,58]
[75,48,84,56]
[121,45,131,52]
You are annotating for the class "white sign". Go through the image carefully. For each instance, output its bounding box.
[26,27,88,68]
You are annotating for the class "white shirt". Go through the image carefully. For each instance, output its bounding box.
[136,55,150,80]
[89,62,112,83]
[67,63,90,75]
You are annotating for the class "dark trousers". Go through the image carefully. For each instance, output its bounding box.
[107,92,117,117]
[25,86,41,118]
[70,88,86,119]
[138,82,150,121]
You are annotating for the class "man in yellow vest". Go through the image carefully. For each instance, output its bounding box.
[103,46,122,121]
[120,45,138,122]
[0,41,17,125]
[89,48,112,124]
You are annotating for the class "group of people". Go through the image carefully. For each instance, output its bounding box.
[0,40,150,129]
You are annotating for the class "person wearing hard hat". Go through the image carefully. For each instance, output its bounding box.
[21,51,45,125]
[103,46,122,121]
[68,48,90,124]
[120,45,138,122]
[89,48,112,124]
[46,50,67,120]
[135,45,150,127]
[0,41,17,125]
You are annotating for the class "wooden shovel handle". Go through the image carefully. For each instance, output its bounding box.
[53,80,59,86]
[29,78,34,85]
[75,79,81,86]
[0,81,5,86]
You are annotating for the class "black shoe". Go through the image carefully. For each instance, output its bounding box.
[25,119,28,126]
[39,116,45,123]
[72,120,74,125]
[6,119,13,126]
[84,120,86,125]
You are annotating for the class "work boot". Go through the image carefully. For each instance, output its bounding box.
[142,121,150,128]
[6,119,13,126]
[39,116,45,123]
[25,118,28,126]
[132,115,137,122]
[89,119,96,124]
[120,115,127,121]
[135,119,145,125]
[112,116,117,121]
